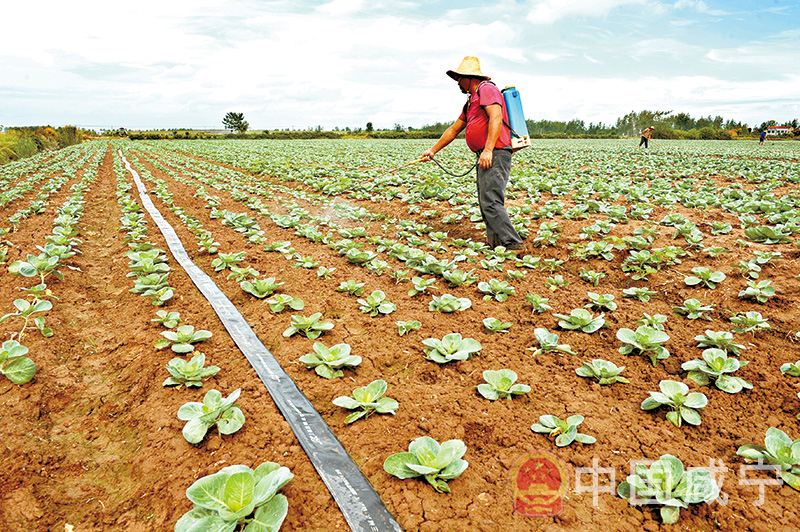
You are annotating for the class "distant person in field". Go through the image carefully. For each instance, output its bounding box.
[420,56,524,251]
[638,126,654,149]
[759,130,766,145]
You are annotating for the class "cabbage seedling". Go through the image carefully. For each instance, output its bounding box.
[478,279,514,303]
[576,359,629,385]
[210,251,246,272]
[0,299,53,340]
[9,253,64,283]
[336,280,365,296]
[422,333,482,364]
[544,275,568,291]
[729,311,770,334]
[408,277,437,297]
[617,326,670,367]
[156,325,213,354]
[681,348,752,393]
[383,436,468,493]
[636,313,667,330]
[267,294,304,313]
[684,267,725,289]
[641,380,707,427]
[442,269,478,287]
[695,330,745,355]
[553,309,605,334]
[585,292,616,311]
[178,388,245,444]
[737,427,800,490]
[227,265,259,282]
[579,269,605,286]
[525,293,552,313]
[529,327,576,356]
[531,414,596,447]
[333,379,398,423]
[283,313,333,339]
[483,317,512,333]
[317,266,336,279]
[396,320,421,336]
[673,298,714,320]
[357,290,396,317]
[428,293,471,313]
[163,353,220,388]
[617,454,720,524]
[299,342,360,379]
[241,277,284,299]
[780,360,800,377]
[477,369,530,400]
[622,286,657,302]
[175,462,292,532]
[152,310,181,329]
[0,340,35,384]
[738,280,775,304]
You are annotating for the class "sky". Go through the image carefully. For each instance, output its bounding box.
[1,0,798,131]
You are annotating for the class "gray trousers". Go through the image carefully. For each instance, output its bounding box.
[476,148,522,247]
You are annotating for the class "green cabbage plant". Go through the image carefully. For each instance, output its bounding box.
[333,379,398,423]
[617,326,670,367]
[477,369,530,400]
[175,462,293,532]
[575,359,629,385]
[553,309,605,333]
[681,348,752,393]
[641,380,707,427]
[178,389,245,444]
[529,327,576,356]
[163,353,220,388]
[384,436,468,493]
[0,340,35,384]
[428,293,472,313]
[282,313,333,339]
[737,427,800,490]
[531,414,596,447]
[155,325,213,353]
[422,333,481,364]
[299,342,361,379]
[617,454,720,524]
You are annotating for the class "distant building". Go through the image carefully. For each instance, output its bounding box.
[766,125,792,136]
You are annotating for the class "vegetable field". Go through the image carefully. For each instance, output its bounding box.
[2,138,800,532]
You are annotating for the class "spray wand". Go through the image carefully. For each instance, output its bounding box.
[367,154,478,181]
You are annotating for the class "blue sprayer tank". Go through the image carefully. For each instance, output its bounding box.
[502,86,531,151]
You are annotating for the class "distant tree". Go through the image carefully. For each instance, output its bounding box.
[366,122,374,132]
[223,112,249,133]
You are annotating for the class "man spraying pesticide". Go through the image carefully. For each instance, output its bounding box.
[420,56,529,251]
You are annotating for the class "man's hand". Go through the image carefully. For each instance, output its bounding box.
[421,148,436,162]
[479,148,493,169]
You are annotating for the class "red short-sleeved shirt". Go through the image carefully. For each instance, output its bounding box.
[459,82,511,152]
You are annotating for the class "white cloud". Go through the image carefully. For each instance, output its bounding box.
[527,0,647,24]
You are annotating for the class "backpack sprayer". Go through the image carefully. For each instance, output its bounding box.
[501,85,531,151]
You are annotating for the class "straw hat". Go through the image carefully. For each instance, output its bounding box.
[446,56,490,81]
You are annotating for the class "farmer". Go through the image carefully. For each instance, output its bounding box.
[759,130,766,145]
[638,126,654,149]
[420,56,524,251]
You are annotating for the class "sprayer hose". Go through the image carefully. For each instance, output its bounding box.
[429,153,479,178]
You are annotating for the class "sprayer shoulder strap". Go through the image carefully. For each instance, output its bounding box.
[474,82,519,139]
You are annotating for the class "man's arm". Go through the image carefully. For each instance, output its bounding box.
[479,104,503,170]
[422,119,466,160]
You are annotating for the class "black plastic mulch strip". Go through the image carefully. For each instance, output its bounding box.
[121,153,403,532]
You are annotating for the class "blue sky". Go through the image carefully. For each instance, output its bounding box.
[1,0,798,131]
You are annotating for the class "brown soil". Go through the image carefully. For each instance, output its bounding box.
[1,141,799,532]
